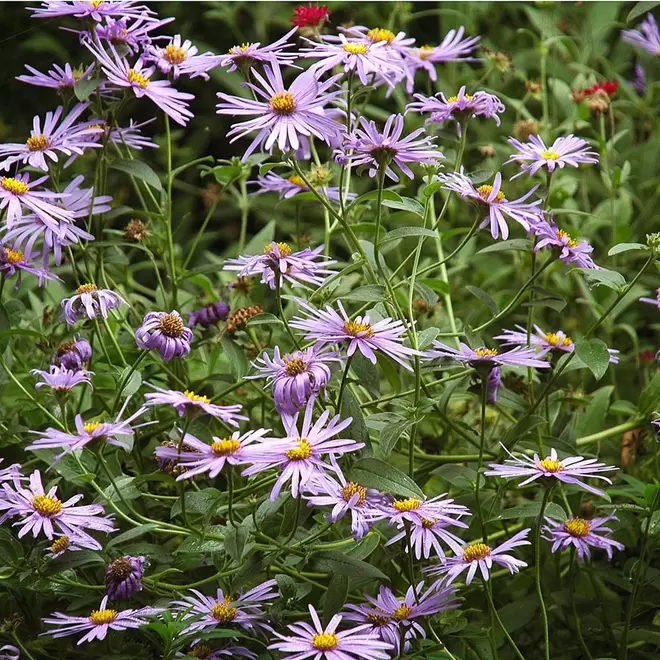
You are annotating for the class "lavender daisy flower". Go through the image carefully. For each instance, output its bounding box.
[27,399,150,462]
[337,25,415,55]
[426,529,531,585]
[270,604,393,660]
[30,0,155,21]
[506,134,599,179]
[0,246,58,287]
[53,337,92,370]
[0,460,23,486]
[427,340,550,369]
[622,13,660,55]
[146,34,222,80]
[61,284,127,325]
[532,218,600,269]
[386,514,468,560]
[543,514,624,561]
[437,169,544,240]
[155,428,271,481]
[220,28,299,72]
[60,175,114,219]
[242,397,362,500]
[640,288,660,310]
[48,534,84,557]
[485,445,617,497]
[0,470,115,549]
[32,365,94,391]
[290,300,421,371]
[495,324,619,363]
[0,646,19,660]
[105,555,145,600]
[173,580,278,636]
[91,16,174,53]
[224,242,336,289]
[253,171,351,203]
[335,115,443,183]
[85,40,194,126]
[632,63,647,95]
[216,60,344,161]
[249,345,340,414]
[42,595,162,645]
[189,300,230,327]
[103,118,159,150]
[136,310,193,360]
[16,62,95,90]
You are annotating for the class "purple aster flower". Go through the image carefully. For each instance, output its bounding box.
[135,310,193,360]
[145,34,222,80]
[0,645,19,660]
[242,397,362,500]
[343,582,457,656]
[640,288,660,309]
[220,27,299,73]
[249,345,340,414]
[290,300,421,371]
[407,86,504,133]
[426,529,531,585]
[485,445,617,497]
[437,169,544,240]
[495,324,619,363]
[90,15,174,53]
[60,175,114,219]
[427,340,550,369]
[386,513,468,560]
[48,534,84,557]
[543,514,624,561]
[622,13,660,55]
[53,337,92,370]
[253,171,351,203]
[632,63,647,95]
[270,603,393,660]
[216,61,344,161]
[506,134,599,179]
[16,62,95,90]
[32,365,94,391]
[336,25,415,55]
[0,470,115,549]
[85,40,194,126]
[61,283,127,325]
[173,580,278,636]
[105,555,145,600]
[0,246,57,287]
[30,1,156,22]
[155,427,270,480]
[224,242,336,289]
[42,595,162,645]
[335,114,443,183]
[189,300,230,328]
[144,384,247,425]
[0,460,23,486]
[532,218,600,269]
[27,398,150,462]
[487,366,501,403]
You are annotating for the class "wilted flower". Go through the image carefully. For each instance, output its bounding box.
[543,514,624,561]
[32,365,94,392]
[105,556,146,600]
[0,646,19,660]
[189,300,230,327]
[61,284,127,325]
[427,340,550,369]
[220,28,299,73]
[92,15,175,53]
[124,218,150,242]
[622,13,660,55]
[146,34,222,80]
[53,337,92,370]
[226,305,264,335]
[513,118,540,140]
[136,310,193,360]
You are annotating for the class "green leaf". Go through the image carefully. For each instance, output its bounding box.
[417,327,439,350]
[347,188,402,213]
[639,372,660,415]
[174,527,225,553]
[608,242,648,256]
[575,337,611,381]
[477,239,532,254]
[575,386,613,438]
[224,519,253,562]
[351,353,380,398]
[0,305,10,353]
[74,77,102,101]
[221,335,248,379]
[242,220,275,255]
[579,267,626,291]
[498,596,539,633]
[493,501,566,522]
[347,532,380,561]
[45,550,105,574]
[101,476,141,502]
[341,285,387,302]
[246,313,283,327]
[107,524,159,549]
[420,279,449,296]
[380,227,437,246]
[350,457,424,498]
[111,158,162,191]
[118,365,142,398]
[341,389,369,445]
[467,169,494,184]
[380,418,415,456]
[171,488,222,517]
[315,550,388,580]
[627,1,660,22]
[323,574,349,625]
[381,196,425,217]
[433,464,477,489]
[466,285,499,314]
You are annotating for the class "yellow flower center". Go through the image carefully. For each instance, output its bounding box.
[474,347,499,358]
[83,421,103,434]
[418,44,435,59]
[26,134,50,151]
[564,518,591,538]
[463,542,492,562]
[540,150,561,160]
[367,612,391,626]
[368,28,396,44]
[288,175,307,187]
[264,241,292,256]
[312,633,339,651]
[229,43,253,54]
[544,332,573,348]
[476,184,506,203]
[1,177,29,195]
[447,94,474,102]
[32,494,63,517]
[159,313,185,338]
[89,608,118,625]
[50,536,70,554]
[284,356,307,376]
[421,517,436,529]
[393,605,413,620]
[343,320,374,338]
[393,498,421,512]
[557,229,578,248]
[76,283,98,295]
[211,438,242,456]
[343,43,369,55]
[3,248,24,265]
[127,69,150,88]
[540,458,563,473]
[184,390,211,405]
[270,91,296,115]
[286,438,313,461]
[341,482,367,505]
[163,44,187,65]
[210,601,238,623]
[190,643,213,659]
[90,1,104,8]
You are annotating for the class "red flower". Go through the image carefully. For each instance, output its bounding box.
[292,4,330,28]
[585,80,619,97]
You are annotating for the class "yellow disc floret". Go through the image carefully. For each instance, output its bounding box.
[211,439,242,456]
[89,608,118,625]
[1,177,29,195]
[127,69,150,88]
[476,184,506,203]
[26,134,50,151]
[367,28,396,44]
[564,518,591,538]
[343,320,374,338]
[270,91,296,115]
[393,498,421,512]
[312,632,339,651]
[463,542,491,562]
[163,44,187,65]
[286,439,313,461]
[32,494,63,517]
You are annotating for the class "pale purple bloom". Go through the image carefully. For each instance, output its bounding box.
[270,604,393,660]
[0,645,19,660]
[242,397,362,500]
[155,428,270,481]
[85,40,194,126]
[42,595,162,645]
[253,171,351,203]
[146,34,222,80]
[189,300,230,327]
[427,340,550,369]
[91,16,174,53]
[0,246,57,287]
[61,284,127,325]
[372,493,470,530]
[485,445,617,498]
[622,13,660,55]
[543,514,624,561]
[106,118,159,150]
[224,242,335,289]
[337,25,415,55]
[16,62,95,90]
[290,300,421,371]
[437,169,544,240]
[32,365,93,391]
[335,114,443,182]
[249,345,340,414]
[48,534,84,557]
[173,580,278,636]
[60,175,114,219]
[632,63,647,95]
[53,337,92,370]
[216,61,344,161]
[105,555,145,600]
[0,460,23,486]
[135,310,193,360]
[220,28,299,72]
[532,218,600,270]
[30,1,156,22]
[0,470,115,549]
[386,513,468,560]
[426,529,531,585]
[487,366,501,403]
[640,288,660,309]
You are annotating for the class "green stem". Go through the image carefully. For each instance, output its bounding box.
[484,581,525,660]
[112,350,148,414]
[577,418,645,447]
[536,486,552,660]
[163,114,178,308]
[182,193,221,271]
[11,632,37,660]
[570,549,594,660]
[238,178,249,254]
[337,354,354,415]
[475,376,490,543]
[100,315,128,367]
[226,465,236,527]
